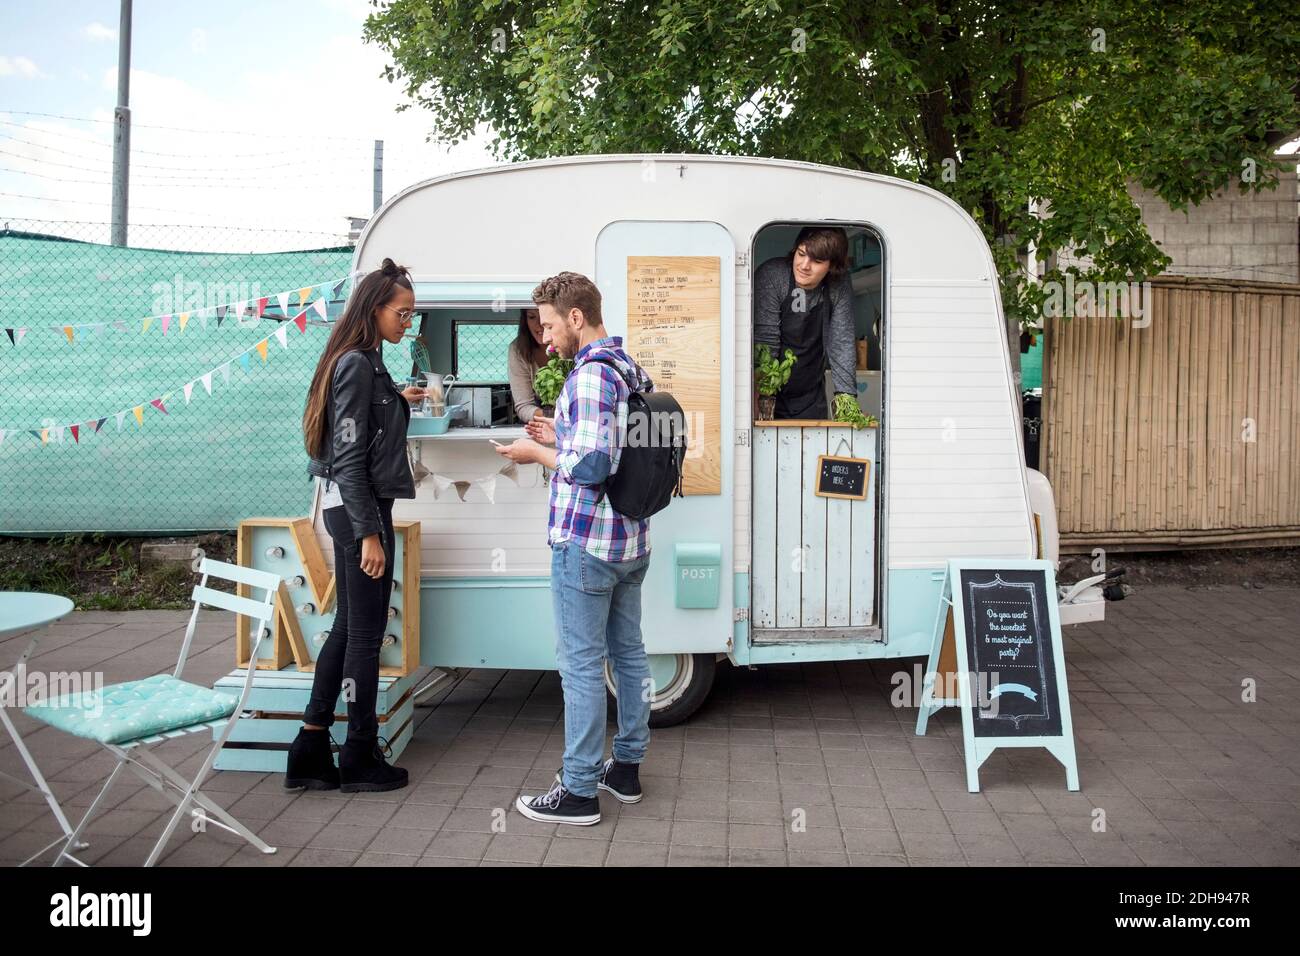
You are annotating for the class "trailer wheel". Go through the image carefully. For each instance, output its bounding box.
[604,653,716,728]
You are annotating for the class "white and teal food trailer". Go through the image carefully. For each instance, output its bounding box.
[335,153,1107,727]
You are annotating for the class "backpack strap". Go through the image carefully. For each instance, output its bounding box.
[581,353,642,395]
[575,355,638,504]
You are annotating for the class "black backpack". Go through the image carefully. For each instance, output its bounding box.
[585,355,688,521]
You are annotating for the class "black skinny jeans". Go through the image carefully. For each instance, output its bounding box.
[303,497,395,744]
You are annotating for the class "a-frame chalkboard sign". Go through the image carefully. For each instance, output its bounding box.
[915,558,1079,792]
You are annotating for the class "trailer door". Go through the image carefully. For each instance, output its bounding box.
[595,220,735,654]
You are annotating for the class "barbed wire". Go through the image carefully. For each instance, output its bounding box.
[0,164,374,190]
[0,119,374,160]
[4,217,350,239]
[0,109,384,142]
[0,143,378,181]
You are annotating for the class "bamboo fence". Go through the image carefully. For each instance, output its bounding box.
[1041,275,1300,549]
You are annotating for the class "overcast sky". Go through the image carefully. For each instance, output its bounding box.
[0,0,497,247]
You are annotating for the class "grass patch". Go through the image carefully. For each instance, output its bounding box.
[0,533,236,610]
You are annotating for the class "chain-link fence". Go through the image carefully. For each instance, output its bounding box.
[0,219,400,534]
[448,318,519,382]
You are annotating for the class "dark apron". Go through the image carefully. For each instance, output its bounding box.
[775,280,830,420]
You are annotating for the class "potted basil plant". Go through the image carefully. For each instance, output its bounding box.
[753,343,796,420]
[533,346,574,416]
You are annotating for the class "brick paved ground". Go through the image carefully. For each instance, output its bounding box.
[2,585,1297,866]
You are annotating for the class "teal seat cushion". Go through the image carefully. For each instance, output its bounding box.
[24,674,238,745]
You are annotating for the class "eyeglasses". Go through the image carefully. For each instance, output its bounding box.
[382,305,416,323]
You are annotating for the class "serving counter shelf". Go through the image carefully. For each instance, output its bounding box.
[407,425,527,441]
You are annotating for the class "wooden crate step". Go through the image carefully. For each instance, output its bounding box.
[214,668,417,714]
[222,695,414,745]
[213,701,416,773]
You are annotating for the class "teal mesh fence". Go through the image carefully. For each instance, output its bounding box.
[1021,336,1043,391]
[452,320,516,381]
[0,221,391,534]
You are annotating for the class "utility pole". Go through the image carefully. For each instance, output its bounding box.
[110,0,132,247]
[373,139,384,212]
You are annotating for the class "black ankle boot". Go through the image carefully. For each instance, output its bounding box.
[339,735,409,793]
[284,728,340,792]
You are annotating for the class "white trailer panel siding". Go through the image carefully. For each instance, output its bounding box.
[885,280,1033,566]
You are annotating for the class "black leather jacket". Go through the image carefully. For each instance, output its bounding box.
[307,347,415,541]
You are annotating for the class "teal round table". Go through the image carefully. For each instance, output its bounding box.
[0,590,82,864]
[0,591,75,637]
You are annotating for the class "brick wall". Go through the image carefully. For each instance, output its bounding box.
[1052,162,1299,284]
[1131,166,1298,284]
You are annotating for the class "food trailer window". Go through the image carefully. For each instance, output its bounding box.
[410,308,519,384]
[451,318,514,382]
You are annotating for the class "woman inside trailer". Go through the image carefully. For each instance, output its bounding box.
[753,226,859,420]
[506,307,548,423]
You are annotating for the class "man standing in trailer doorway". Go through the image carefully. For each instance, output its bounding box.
[754,226,858,419]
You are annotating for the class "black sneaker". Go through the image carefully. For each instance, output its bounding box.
[597,757,642,804]
[515,779,601,826]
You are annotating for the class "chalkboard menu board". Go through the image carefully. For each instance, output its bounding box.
[626,256,721,495]
[957,567,1062,738]
[916,559,1079,791]
[815,454,869,500]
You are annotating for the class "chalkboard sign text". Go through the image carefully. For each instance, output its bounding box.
[815,455,869,500]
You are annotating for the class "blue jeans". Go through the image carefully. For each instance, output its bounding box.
[550,538,651,798]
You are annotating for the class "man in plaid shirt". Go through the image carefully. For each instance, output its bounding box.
[496,272,655,825]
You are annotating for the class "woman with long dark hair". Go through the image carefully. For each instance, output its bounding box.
[506,307,548,422]
[286,258,422,793]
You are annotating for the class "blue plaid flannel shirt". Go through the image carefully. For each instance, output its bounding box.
[548,336,654,562]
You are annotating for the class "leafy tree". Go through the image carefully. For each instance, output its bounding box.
[364,0,1300,368]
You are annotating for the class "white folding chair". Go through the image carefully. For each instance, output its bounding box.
[23,559,282,867]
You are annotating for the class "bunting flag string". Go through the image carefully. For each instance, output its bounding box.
[1,272,358,345]
[426,461,534,504]
[3,310,318,445]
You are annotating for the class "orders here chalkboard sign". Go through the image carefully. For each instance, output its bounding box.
[914,559,1079,792]
[815,455,869,500]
